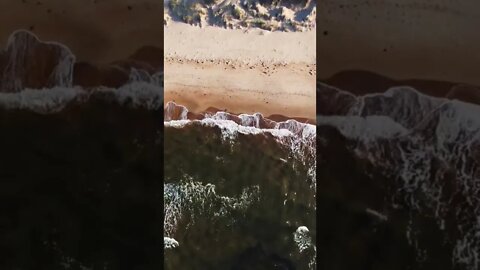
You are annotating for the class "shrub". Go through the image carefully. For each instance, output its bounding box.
[232,5,245,20]
[168,0,181,10]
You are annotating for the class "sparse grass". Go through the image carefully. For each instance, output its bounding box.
[189,2,205,15]
[232,5,245,20]
[165,0,311,32]
[251,18,274,31]
[183,15,196,24]
[168,0,180,10]
[204,0,219,5]
[252,18,266,27]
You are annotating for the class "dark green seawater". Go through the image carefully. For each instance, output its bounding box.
[0,97,163,270]
[164,121,316,270]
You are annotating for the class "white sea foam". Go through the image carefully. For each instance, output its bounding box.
[164,180,259,238]
[318,84,480,270]
[293,225,316,270]
[2,30,75,92]
[0,75,164,113]
[98,81,163,110]
[294,226,311,253]
[317,115,408,142]
[164,237,179,249]
[165,118,293,139]
[165,113,317,190]
[0,87,85,113]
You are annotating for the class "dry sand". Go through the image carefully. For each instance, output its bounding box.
[0,0,162,64]
[318,0,480,85]
[164,22,316,120]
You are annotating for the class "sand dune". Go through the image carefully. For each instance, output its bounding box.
[164,0,315,31]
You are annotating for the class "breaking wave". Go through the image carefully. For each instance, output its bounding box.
[0,72,163,113]
[164,102,316,269]
[318,82,480,270]
[0,29,165,270]
[0,29,164,113]
[0,28,317,269]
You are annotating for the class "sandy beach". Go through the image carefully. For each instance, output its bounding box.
[0,0,162,64]
[318,0,480,85]
[164,22,316,120]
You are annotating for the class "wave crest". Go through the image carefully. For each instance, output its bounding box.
[318,82,480,270]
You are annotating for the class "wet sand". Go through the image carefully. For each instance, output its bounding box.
[0,0,162,64]
[318,0,480,85]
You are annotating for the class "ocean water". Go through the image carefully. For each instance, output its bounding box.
[0,30,165,269]
[0,28,318,269]
[0,84,164,269]
[164,111,316,269]
[317,81,480,270]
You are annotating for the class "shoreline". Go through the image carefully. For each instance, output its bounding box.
[164,101,316,125]
[319,70,480,106]
[164,22,316,120]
